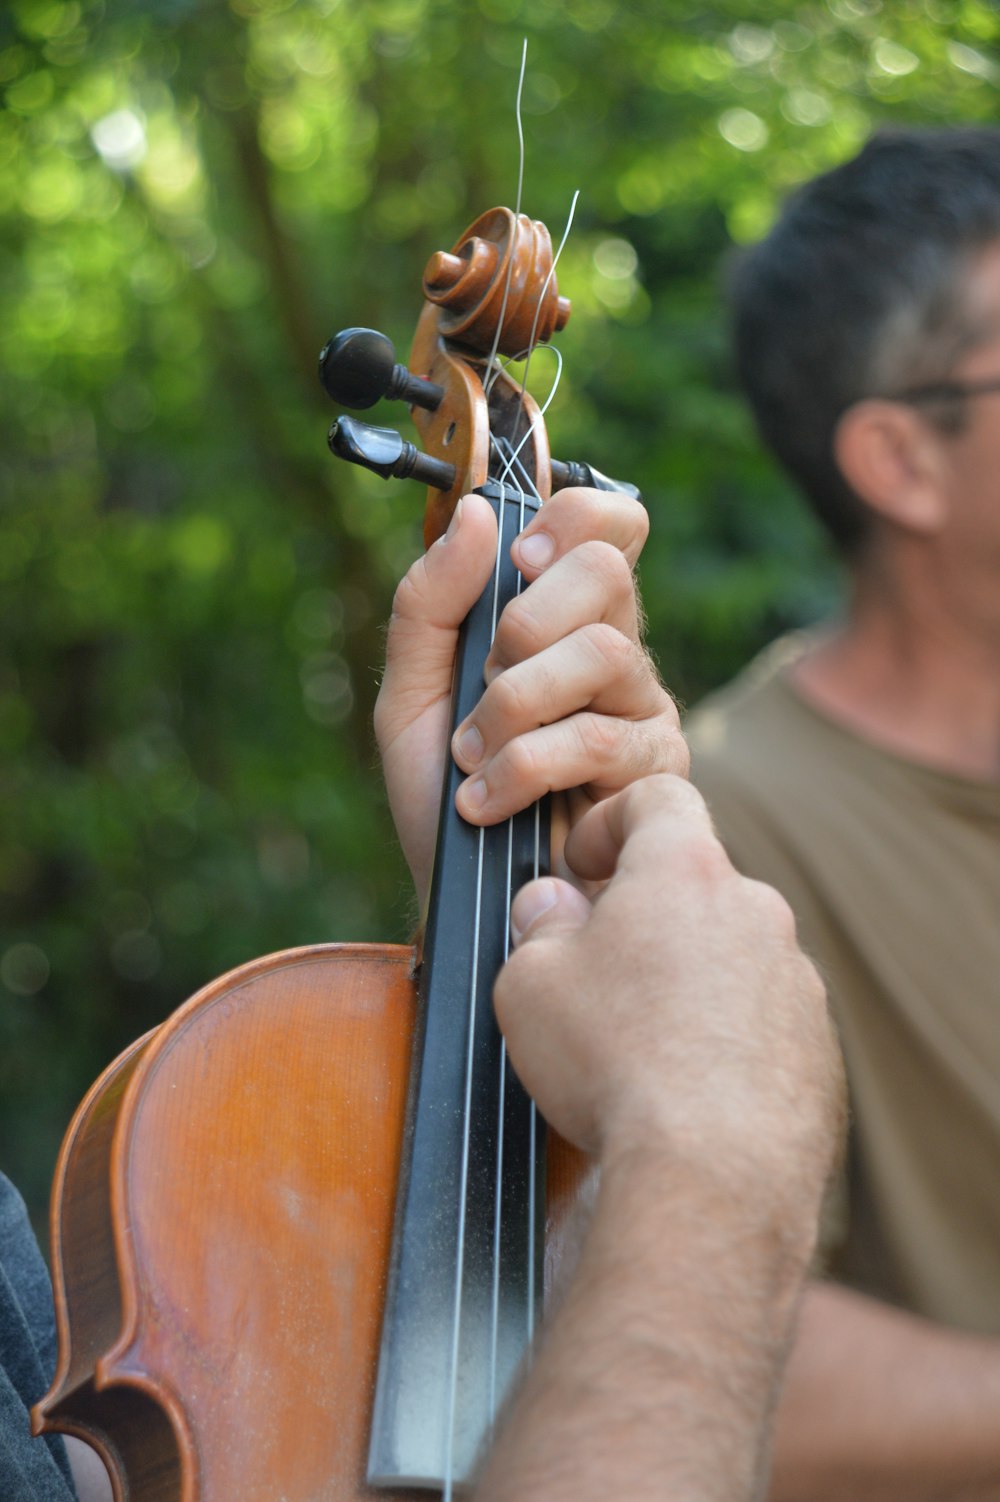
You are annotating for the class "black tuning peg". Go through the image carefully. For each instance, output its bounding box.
[318,328,445,412]
[550,458,641,502]
[329,416,457,490]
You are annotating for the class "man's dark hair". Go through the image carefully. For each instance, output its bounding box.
[730,127,1000,556]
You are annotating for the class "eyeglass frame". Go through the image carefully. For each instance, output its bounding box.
[888,375,1000,405]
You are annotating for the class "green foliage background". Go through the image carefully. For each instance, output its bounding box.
[2,0,997,1228]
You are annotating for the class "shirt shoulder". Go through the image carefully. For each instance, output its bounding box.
[683,635,830,860]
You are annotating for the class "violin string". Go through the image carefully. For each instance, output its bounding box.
[482,37,528,396]
[511,464,543,1357]
[488,177,579,422]
[494,183,580,490]
[487,445,542,1429]
[443,42,530,1501]
[490,813,514,1424]
[527,795,541,1346]
[444,38,541,1495]
[441,508,508,1502]
[489,482,517,1431]
[511,186,581,409]
[495,343,565,489]
[483,220,561,1401]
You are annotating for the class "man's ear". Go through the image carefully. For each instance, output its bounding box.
[833,399,949,536]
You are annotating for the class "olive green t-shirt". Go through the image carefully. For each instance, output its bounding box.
[686,635,1000,1333]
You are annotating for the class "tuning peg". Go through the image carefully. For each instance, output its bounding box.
[318,328,445,412]
[328,416,457,490]
[550,458,641,502]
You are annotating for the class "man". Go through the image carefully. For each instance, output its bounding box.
[685,127,1000,1498]
[7,486,843,1500]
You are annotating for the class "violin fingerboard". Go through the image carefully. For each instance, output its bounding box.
[368,480,549,1491]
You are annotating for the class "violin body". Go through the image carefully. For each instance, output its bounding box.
[35,942,586,1500]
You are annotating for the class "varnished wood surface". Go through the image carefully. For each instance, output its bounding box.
[35,942,586,1500]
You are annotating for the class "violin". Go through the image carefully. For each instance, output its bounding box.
[33,205,634,1499]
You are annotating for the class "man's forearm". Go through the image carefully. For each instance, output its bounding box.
[771,1282,1000,1502]
[475,1141,817,1502]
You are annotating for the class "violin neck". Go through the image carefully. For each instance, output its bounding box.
[368,479,550,1490]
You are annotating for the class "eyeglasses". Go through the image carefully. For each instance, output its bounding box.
[891,375,1000,405]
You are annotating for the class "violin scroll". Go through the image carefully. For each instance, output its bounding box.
[319,204,639,547]
[320,206,571,545]
[421,207,571,355]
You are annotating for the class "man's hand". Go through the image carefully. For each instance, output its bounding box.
[374,488,685,908]
[474,775,846,1502]
[495,774,845,1205]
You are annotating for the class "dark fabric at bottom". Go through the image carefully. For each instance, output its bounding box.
[0,1172,76,1501]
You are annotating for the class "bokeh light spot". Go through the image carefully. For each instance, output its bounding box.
[91,109,147,170]
[782,89,832,126]
[2,943,50,996]
[729,25,775,65]
[110,930,162,982]
[593,237,638,280]
[872,38,920,75]
[6,69,55,114]
[947,42,998,81]
[171,514,233,575]
[718,108,769,152]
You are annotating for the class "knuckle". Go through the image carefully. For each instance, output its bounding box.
[488,665,532,726]
[634,770,706,819]
[616,720,673,783]
[655,673,681,726]
[632,662,684,742]
[667,727,692,779]
[582,619,632,665]
[578,538,633,592]
[502,734,542,787]
[800,957,829,1013]
[638,723,676,778]
[573,711,623,768]
[742,877,799,942]
[681,829,733,883]
[624,776,727,873]
[548,486,602,533]
[495,595,547,663]
[554,489,650,557]
[388,560,425,621]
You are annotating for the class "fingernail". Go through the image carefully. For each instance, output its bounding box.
[454,723,484,765]
[517,531,554,570]
[511,880,558,946]
[461,776,487,812]
[438,498,463,544]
